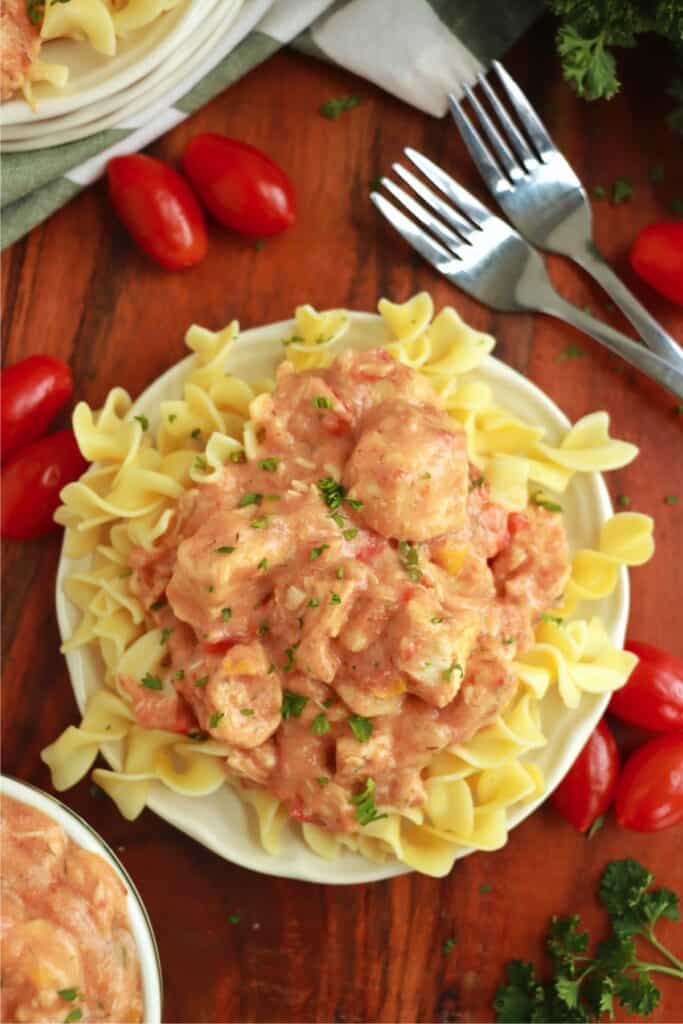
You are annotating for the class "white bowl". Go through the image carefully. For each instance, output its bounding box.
[0,774,163,1023]
[56,311,628,884]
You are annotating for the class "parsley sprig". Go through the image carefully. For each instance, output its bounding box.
[350,777,387,826]
[494,859,682,1022]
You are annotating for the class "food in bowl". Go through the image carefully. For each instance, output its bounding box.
[42,294,654,877]
[1,792,144,1022]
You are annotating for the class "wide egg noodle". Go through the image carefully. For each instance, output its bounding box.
[44,296,654,875]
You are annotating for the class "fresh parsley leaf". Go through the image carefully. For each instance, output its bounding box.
[140,673,162,691]
[311,713,329,736]
[556,25,619,101]
[209,712,224,728]
[216,545,235,554]
[58,989,80,1002]
[259,457,279,472]
[443,937,456,955]
[134,414,149,431]
[221,607,232,621]
[611,177,633,204]
[64,1010,83,1024]
[592,185,606,199]
[349,777,386,826]
[586,814,605,839]
[229,449,246,464]
[312,396,332,409]
[317,477,345,510]
[238,492,262,508]
[532,492,563,513]
[310,544,329,561]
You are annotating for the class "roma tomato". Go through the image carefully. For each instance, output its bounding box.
[107,154,207,270]
[609,642,683,732]
[1,429,87,540]
[630,221,683,307]
[182,135,295,237]
[1,355,72,462]
[551,718,619,832]
[616,733,683,832]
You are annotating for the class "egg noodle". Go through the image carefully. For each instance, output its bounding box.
[20,0,182,105]
[42,294,654,877]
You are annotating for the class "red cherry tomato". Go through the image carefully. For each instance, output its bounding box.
[1,429,88,540]
[609,642,683,733]
[1,355,73,463]
[551,718,619,832]
[182,135,295,237]
[107,154,208,270]
[630,221,683,307]
[616,733,683,832]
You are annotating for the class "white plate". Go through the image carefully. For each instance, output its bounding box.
[0,0,205,126]
[56,312,627,885]
[0,774,163,1021]
[2,0,242,150]
[1,0,238,142]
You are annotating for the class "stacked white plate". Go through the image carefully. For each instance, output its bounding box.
[1,0,244,151]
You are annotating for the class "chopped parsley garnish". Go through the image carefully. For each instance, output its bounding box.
[330,592,342,605]
[344,496,363,511]
[617,495,632,507]
[320,96,362,119]
[443,662,464,683]
[308,598,320,608]
[318,476,345,509]
[250,516,269,528]
[191,428,202,440]
[587,814,605,840]
[58,989,80,1002]
[343,528,358,541]
[229,450,246,464]
[532,492,563,513]
[167,414,177,423]
[313,396,332,409]
[258,622,270,636]
[216,545,235,554]
[310,544,329,561]
[173,670,185,680]
[348,714,373,742]
[664,495,679,505]
[221,607,232,621]
[541,614,564,625]
[592,185,606,199]
[150,598,166,611]
[194,455,209,473]
[558,343,585,360]
[493,858,682,1023]
[259,457,279,472]
[281,645,299,672]
[195,676,209,688]
[238,492,262,508]
[350,777,387,826]
[316,775,329,787]
[208,712,224,728]
[322,698,334,708]
[241,708,254,717]
[431,616,443,624]
[480,883,492,894]
[257,558,269,571]
[611,177,633,204]
[330,512,345,528]
[140,673,162,691]
[160,627,173,645]
[64,1011,83,1024]
[336,567,345,579]
[282,335,305,347]
[187,730,209,742]
[443,938,456,955]
[398,540,421,582]
[134,414,149,431]
[469,476,485,491]
[502,637,516,646]
[311,713,330,736]
[228,913,241,924]
[282,690,308,720]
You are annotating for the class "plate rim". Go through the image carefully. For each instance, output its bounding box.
[54,310,628,885]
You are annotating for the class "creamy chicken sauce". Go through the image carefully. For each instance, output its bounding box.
[0,0,41,101]
[1,796,143,1024]
[129,349,570,832]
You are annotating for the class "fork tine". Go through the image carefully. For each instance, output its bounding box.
[370,191,456,270]
[392,163,476,241]
[476,72,537,169]
[446,96,508,196]
[492,60,553,158]
[462,83,519,180]
[381,178,465,255]
[404,147,490,228]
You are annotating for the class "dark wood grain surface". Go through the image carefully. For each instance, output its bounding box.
[2,15,683,1024]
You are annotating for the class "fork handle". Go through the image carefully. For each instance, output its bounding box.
[540,295,683,401]
[575,249,683,370]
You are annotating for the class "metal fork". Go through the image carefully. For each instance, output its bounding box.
[370,150,683,400]
[448,61,683,370]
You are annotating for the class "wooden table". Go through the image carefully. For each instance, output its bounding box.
[3,15,683,1023]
